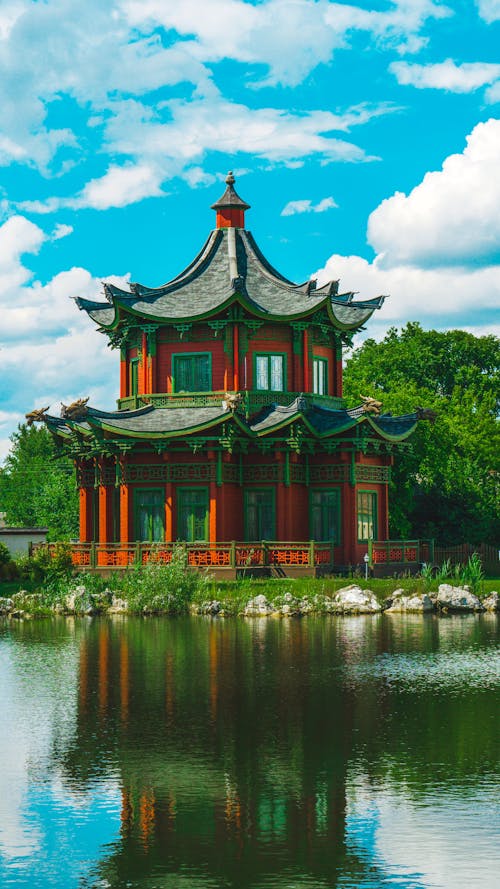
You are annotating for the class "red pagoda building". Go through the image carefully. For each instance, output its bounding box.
[39,173,421,574]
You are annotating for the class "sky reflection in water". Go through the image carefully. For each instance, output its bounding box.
[0,614,499,889]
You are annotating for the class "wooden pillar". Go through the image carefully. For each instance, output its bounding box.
[120,347,127,399]
[233,323,239,391]
[149,330,157,393]
[303,329,310,392]
[79,484,93,542]
[208,450,217,542]
[165,481,173,542]
[276,452,286,540]
[120,484,131,542]
[335,339,343,397]
[98,468,114,544]
[141,330,148,394]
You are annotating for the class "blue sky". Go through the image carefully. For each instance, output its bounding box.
[1,0,500,460]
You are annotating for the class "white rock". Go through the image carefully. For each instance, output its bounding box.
[437,584,484,612]
[331,585,381,614]
[386,593,434,613]
[108,596,129,614]
[0,597,14,614]
[482,591,500,612]
[244,594,273,616]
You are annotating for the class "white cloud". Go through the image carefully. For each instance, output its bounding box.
[476,0,500,23]
[0,214,127,461]
[281,196,337,216]
[78,163,164,210]
[51,223,73,241]
[367,118,500,267]
[390,59,500,93]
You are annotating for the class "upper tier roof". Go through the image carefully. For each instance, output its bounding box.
[75,174,386,332]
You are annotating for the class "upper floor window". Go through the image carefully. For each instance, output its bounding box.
[313,357,328,395]
[130,358,139,396]
[255,354,285,391]
[172,353,211,392]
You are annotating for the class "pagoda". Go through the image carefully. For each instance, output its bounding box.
[37,172,420,574]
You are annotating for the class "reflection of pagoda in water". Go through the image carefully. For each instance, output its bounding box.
[67,619,386,887]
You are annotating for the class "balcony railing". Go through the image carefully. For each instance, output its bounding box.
[36,540,335,570]
[368,539,434,567]
[117,391,345,416]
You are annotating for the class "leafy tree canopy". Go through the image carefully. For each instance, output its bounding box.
[343,323,500,545]
[0,424,78,540]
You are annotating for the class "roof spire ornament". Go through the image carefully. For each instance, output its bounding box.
[211,170,251,229]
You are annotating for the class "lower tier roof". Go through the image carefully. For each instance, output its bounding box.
[42,396,419,444]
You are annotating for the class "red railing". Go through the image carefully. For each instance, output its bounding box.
[368,539,434,567]
[35,540,335,571]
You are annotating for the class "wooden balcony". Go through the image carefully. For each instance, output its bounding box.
[116,390,345,416]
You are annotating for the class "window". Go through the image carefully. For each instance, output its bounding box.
[244,489,275,540]
[134,489,165,542]
[313,357,328,395]
[310,490,340,542]
[357,491,378,541]
[255,354,285,391]
[172,353,211,392]
[177,488,209,542]
[130,358,139,396]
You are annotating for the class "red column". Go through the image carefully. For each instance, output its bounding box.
[165,481,173,542]
[303,329,310,392]
[98,483,113,544]
[120,352,127,399]
[233,323,239,390]
[120,484,131,542]
[275,452,286,540]
[79,486,93,542]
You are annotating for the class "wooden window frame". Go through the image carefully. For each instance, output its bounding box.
[133,487,165,542]
[313,356,328,395]
[252,352,287,392]
[309,488,341,543]
[243,488,276,541]
[176,486,209,542]
[171,352,212,393]
[357,489,378,542]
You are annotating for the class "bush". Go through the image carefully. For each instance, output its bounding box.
[16,543,74,583]
[111,544,210,613]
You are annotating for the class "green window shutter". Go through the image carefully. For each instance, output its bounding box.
[178,488,208,542]
[244,490,275,540]
[173,354,211,392]
[256,356,268,390]
[255,354,285,391]
[134,489,165,542]
[310,490,340,542]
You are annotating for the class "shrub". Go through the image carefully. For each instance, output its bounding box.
[111,544,210,613]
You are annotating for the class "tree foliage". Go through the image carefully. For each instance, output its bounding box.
[343,323,500,545]
[0,424,78,540]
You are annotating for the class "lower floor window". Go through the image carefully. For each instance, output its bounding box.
[177,487,209,541]
[245,489,275,540]
[357,491,377,541]
[310,489,340,542]
[134,488,165,541]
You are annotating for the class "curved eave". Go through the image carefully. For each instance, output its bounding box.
[93,414,232,440]
[366,414,418,442]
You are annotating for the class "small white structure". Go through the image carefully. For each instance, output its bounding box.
[0,513,48,556]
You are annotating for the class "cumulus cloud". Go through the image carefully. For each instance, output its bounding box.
[476,0,500,23]
[367,118,500,267]
[281,196,338,216]
[390,59,500,93]
[0,214,126,461]
[51,223,73,241]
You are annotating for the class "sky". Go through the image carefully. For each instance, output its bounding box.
[1,0,500,461]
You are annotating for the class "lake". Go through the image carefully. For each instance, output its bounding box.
[0,614,499,889]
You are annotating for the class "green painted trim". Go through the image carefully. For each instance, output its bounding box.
[177,486,209,542]
[357,489,378,543]
[243,488,276,541]
[312,356,328,395]
[130,357,139,397]
[171,351,212,393]
[309,488,342,544]
[253,351,288,392]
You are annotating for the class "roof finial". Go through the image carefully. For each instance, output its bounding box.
[211,170,251,229]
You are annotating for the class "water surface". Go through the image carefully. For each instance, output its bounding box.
[1,614,499,888]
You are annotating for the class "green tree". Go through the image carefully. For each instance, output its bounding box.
[0,424,78,540]
[343,323,500,544]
